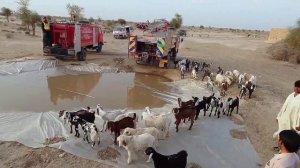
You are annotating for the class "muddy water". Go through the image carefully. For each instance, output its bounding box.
[0,69,171,112]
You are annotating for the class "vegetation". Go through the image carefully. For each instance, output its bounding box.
[117,19,126,25]
[66,3,84,21]
[16,0,40,36]
[1,7,13,22]
[170,13,183,29]
[285,19,300,48]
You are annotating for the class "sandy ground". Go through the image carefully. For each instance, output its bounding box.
[1,20,300,167]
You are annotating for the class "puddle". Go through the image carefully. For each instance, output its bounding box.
[0,68,171,112]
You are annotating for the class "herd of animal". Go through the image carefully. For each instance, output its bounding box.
[58,104,189,167]
[56,59,257,168]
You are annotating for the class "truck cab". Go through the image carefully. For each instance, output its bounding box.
[113,26,133,39]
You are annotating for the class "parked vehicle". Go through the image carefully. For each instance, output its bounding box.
[43,22,104,61]
[178,29,187,36]
[113,26,133,39]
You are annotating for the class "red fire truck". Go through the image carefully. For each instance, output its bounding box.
[43,22,104,61]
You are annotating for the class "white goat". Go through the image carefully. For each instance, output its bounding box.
[123,127,161,144]
[215,74,225,87]
[90,124,100,148]
[207,76,214,92]
[191,68,197,79]
[238,74,246,88]
[233,70,240,79]
[117,133,156,164]
[96,104,127,132]
[249,75,257,86]
[225,71,233,77]
[141,107,172,138]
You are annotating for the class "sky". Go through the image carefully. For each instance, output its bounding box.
[1,0,300,30]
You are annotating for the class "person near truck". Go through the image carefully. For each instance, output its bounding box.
[41,17,51,48]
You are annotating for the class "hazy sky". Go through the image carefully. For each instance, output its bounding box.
[1,0,300,30]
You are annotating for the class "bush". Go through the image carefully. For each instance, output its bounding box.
[285,28,300,48]
[5,33,13,39]
[268,41,300,64]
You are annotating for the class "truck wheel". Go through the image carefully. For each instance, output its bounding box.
[77,48,86,61]
[96,43,103,53]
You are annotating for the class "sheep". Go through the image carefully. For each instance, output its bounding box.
[226,97,240,116]
[192,96,207,118]
[178,98,194,108]
[215,74,225,87]
[96,104,127,132]
[123,127,160,144]
[107,114,136,144]
[117,133,156,164]
[141,107,172,138]
[173,107,196,132]
[90,124,100,148]
[225,71,233,77]
[145,147,188,168]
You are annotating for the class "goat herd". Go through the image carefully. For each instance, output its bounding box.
[55,59,257,167]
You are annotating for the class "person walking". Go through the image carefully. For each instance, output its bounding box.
[41,17,51,48]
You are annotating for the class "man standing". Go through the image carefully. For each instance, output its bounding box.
[41,17,51,48]
[274,80,300,138]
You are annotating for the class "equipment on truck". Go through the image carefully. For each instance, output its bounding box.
[43,21,104,61]
[129,20,180,68]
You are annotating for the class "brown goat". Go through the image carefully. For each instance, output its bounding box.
[178,98,194,108]
[107,114,136,144]
[173,107,196,132]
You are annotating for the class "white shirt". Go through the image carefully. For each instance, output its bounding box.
[265,153,300,168]
[274,93,300,138]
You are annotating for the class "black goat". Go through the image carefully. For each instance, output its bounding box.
[226,97,239,116]
[145,147,188,168]
[203,93,215,109]
[192,96,207,118]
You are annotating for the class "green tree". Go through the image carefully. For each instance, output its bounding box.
[285,19,300,48]
[66,3,84,21]
[29,11,40,36]
[1,7,12,22]
[89,17,94,23]
[17,0,31,32]
[117,18,126,25]
[170,13,183,29]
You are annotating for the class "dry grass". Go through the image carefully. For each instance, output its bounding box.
[97,146,120,160]
[267,42,300,64]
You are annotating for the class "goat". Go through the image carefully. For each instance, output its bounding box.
[215,74,225,87]
[192,96,207,118]
[238,74,246,88]
[206,76,214,92]
[191,67,197,79]
[90,124,100,148]
[226,97,240,116]
[208,97,219,117]
[96,104,126,132]
[220,81,229,97]
[217,67,224,75]
[123,127,160,144]
[60,109,95,134]
[107,114,136,144]
[233,70,240,82]
[141,107,172,138]
[173,107,196,132]
[180,65,185,79]
[239,85,247,99]
[117,133,156,164]
[203,93,215,110]
[217,98,225,118]
[145,147,188,168]
[246,81,256,99]
[202,69,212,81]
[59,110,70,124]
[178,98,194,108]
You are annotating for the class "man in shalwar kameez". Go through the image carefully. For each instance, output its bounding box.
[274,80,300,138]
